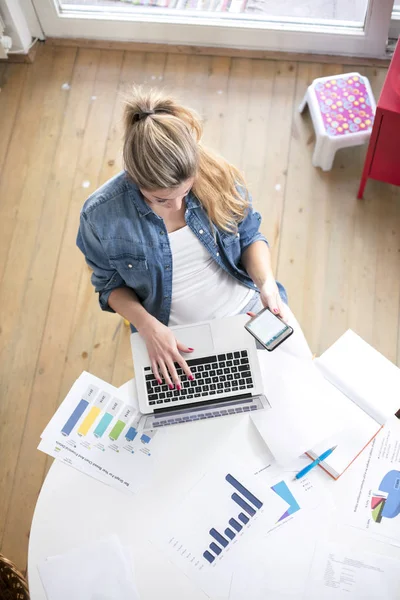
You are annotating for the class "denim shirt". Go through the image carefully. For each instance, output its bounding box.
[76,171,286,329]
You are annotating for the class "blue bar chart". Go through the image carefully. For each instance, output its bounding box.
[61,399,89,436]
[202,473,263,564]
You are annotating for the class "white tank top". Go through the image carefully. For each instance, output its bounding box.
[168,226,254,326]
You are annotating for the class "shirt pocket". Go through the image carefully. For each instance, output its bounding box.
[220,231,241,264]
[109,253,149,289]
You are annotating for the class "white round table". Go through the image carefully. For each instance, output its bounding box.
[28,314,400,599]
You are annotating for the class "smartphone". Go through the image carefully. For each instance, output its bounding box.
[244,307,293,351]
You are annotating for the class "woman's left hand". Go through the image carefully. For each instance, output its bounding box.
[258,277,288,321]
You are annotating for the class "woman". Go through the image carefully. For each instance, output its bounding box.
[77,87,287,390]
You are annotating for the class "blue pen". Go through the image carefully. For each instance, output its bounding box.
[294,446,337,480]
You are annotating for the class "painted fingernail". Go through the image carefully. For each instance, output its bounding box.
[189,375,194,381]
[188,347,194,351]
[273,308,279,314]
[177,384,181,391]
[169,384,174,390]
[157,379,162,384]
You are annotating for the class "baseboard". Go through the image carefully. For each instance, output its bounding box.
[45,37,391,66]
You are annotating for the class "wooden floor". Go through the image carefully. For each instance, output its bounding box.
[0,43,399,573]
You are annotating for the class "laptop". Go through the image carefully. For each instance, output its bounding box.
[130,314,270,430]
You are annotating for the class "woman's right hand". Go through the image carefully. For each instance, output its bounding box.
[138,317,194,389]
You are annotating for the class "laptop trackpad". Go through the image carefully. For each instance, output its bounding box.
[174,324,214,357]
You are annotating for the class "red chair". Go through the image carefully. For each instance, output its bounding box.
[358,40,400,198]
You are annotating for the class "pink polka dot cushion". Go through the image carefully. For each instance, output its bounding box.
[314,74,375,137]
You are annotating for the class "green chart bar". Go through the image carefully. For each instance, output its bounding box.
[109,420,125,441]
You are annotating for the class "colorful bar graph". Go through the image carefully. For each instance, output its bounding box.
[109,419,126,441]
[93,413,113,438]
[226,474,263,509]
[210,542,221,555]
[232,493,256,516]
[61,399,89,436]
[224,528,235,540]
[78,406,101,436]
[229,518,242,532]
[203,550,215,563]
[125,426,138,442]
[210,528,228,548]
[238,512,249,524]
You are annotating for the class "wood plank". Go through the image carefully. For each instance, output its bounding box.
[180,54,211,116]
[162,52,189,99]
[45,37,392,67]
[220,58,252,170]
[0,45,78,558]
[276,62,332,352]
[0,46,77,371]
[0,45,57,283]
[240,58,275,208]
[255,61,298,272]
[0,64,27,174]
[202,56,231,154]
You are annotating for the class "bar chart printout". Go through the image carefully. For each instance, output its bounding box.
[61,385,99,436]
[202,474,263,563]
[156,463,287,599]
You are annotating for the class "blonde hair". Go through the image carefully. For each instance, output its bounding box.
[123,87,249,232]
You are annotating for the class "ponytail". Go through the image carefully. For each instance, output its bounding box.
[123,86,249,231]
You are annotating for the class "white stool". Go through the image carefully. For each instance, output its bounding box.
[299,72,376,171]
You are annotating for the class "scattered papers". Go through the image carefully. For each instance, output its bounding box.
[38,372,159,494]
[336,418,400,547]
[38,535,139,600]
[306,541,400,599]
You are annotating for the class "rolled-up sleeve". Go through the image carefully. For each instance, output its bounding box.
[76,213,125,312]
[237,190,269,254]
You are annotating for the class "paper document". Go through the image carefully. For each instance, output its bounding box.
[38,535,139,600]
[315,329,400,425]
[306,541,400,599]
[151,457,288,598]
[39,372,158,494]
[252,353,361,465]
[337,418,400,546]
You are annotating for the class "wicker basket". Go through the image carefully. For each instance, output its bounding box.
[0,554,30,600]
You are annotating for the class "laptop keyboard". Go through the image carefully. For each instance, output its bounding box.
[144,350,253,407]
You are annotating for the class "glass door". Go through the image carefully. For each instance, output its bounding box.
[32,0,394,56]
